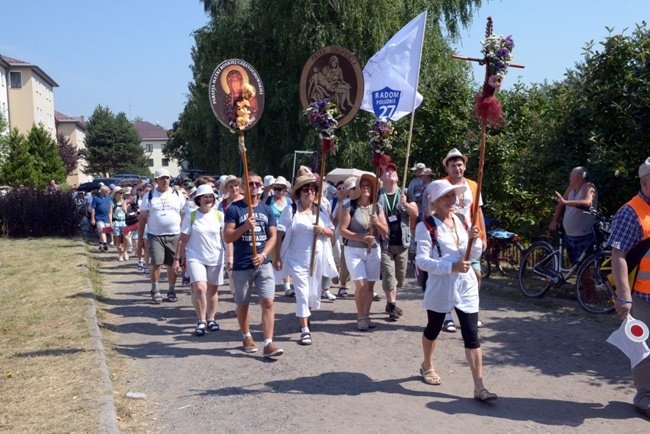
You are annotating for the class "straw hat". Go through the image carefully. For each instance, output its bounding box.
[348,173,376,201]
[111,186,123,197]
[442,148,468,166]
[122,186,132,196]
[272,176,291,190]
[219,175,241,195]
[427,179,467,204]
[291,174,318,200]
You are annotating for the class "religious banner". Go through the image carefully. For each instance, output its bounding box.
[209,59,265,131]
[299,45,364,128]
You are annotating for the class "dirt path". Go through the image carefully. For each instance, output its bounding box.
[96,251,647,433]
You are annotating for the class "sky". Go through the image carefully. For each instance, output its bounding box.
[0,0,647,130]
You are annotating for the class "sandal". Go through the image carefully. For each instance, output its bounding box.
[338,287,349,297]
[299,332,312,345]
[420,365,442,385]
[207,319,220,331]
[367,319,377,329]
[195,320,207,336]
[474,388,498,401]
[167,291,178,302]
[150,289,162,304]
[357,317,370,331]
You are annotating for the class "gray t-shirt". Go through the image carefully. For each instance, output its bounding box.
[343,201,383,249]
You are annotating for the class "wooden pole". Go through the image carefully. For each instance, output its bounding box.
[309,146,327,276]
[367,167,381,253]
[239,132,257,257]
[465,121,486,261]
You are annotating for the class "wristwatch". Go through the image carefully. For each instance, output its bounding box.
[261,252,268,260]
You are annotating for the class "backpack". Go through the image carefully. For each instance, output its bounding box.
[189,209,222,226]
[148,188,180,202]
[112,200,126,221]
[341,200,362,246]
[265,196,274,206]
[415,213,468,291]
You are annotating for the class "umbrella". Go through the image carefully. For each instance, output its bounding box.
[76,181,102,192]
[325,168,375,186]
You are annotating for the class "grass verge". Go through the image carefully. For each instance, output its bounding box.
[0,237,106,432]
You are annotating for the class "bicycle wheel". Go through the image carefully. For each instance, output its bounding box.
[575,251,615,314]
[518,241,556,298]
[480,251,491,279]
[496,241,523,277]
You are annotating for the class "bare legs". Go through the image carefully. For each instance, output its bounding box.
[353,278,376,318]
[191,282,219,321]
[237,298,275,341]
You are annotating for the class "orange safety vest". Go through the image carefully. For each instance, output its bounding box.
[627,195,650,294]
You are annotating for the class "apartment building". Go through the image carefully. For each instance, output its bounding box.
[133,121,179,177]
[0,55,58,140]
[55,111,89,187]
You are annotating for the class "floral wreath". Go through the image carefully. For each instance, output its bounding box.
[482,34,515,89]
[305,99,341,153]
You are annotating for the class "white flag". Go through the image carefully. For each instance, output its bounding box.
[607,315,650,369]
[361,11,427,121]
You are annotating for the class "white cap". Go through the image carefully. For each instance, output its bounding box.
[263,175,276,187]
[154,169,171,179]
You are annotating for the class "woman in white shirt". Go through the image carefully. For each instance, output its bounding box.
[274,174,337,345]
[174,184,225,336]
[415,179,496,401]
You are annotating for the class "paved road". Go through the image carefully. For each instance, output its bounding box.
[96,252,648,433]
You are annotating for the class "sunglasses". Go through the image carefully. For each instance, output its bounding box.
[337,186,345,191]
[273,187,285,192]
[248,182,261,187]
[300,185,317,193]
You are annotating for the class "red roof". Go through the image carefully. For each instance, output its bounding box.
[55,111,87,130]
[0,54,59,87]
[133,121,168,140]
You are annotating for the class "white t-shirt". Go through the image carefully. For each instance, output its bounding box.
[180,209,224,265]
[141,188,184,236]
[454,179,483,219]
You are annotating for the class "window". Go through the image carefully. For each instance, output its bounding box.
[10,72,21,88]
[145,144,153,152]
[162,159,169,167]
[148,159,154,167]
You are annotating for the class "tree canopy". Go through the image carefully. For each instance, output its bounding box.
[85,105,149,176]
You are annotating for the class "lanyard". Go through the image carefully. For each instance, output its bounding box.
[383,188,400,215]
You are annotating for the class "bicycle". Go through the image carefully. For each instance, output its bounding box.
[480,228,525,279]
[517,216,615,314]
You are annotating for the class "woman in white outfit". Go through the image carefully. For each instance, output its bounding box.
[415,179,496,401]
[274,173,338,345]
[174,184,225,336]
[338,173,388,331]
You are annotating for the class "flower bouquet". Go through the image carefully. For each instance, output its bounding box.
[369,119,393,169]
[305,99,341,154]
[230,83,257,131]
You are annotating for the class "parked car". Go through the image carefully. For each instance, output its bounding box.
[113,174,141,180]
[92,178,120,187]
[139,175,151,184]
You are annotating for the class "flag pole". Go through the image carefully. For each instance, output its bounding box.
[401,10,427,192]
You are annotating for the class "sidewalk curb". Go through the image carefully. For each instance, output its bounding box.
[83,249,120,434]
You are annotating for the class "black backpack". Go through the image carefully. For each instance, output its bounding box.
[415,214,468,291]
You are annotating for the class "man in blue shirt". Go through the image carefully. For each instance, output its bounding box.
[91,186,112,251]
[224,172,282,358]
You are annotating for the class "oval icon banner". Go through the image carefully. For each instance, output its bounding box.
[300,46,364,128]
[209,59,265,131]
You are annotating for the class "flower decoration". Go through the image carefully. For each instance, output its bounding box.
[369,119,394,155]
[369,119,394,169]
[481,34,515,90]
[230,83,257,131]
[304,99,341,140]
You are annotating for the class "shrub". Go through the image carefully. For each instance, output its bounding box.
[0,188,83,238]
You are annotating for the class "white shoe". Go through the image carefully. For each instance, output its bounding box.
[118,254,124,262]
[285,288,295,297]
[123,252,129,261]
[477,320,483,328]
[321,290,336,302]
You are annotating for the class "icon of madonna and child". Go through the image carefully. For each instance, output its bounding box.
[221,67,260,129]
[307,55,353,110]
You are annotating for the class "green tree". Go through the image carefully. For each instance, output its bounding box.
[27,125,66,188]
[0,111,8,165]
[167,0,484,177]
[57,133,86,176]
[0,128,38,187]
[85,105,149,176]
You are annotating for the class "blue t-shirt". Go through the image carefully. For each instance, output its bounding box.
[92,195,112,223]
[224,199,276,270]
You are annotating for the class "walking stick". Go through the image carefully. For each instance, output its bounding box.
[309,137,331,276]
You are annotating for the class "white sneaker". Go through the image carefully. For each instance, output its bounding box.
[118,254,124,262]
[477,320,483,328]
[321,290,336,302]
[123,252,129,261]
[285,288,295,297]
